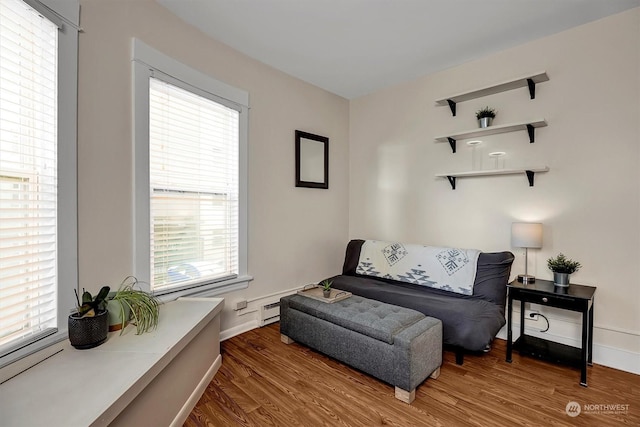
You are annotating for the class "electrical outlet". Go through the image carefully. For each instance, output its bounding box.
[234,300,248,310]
[525,309,539,321]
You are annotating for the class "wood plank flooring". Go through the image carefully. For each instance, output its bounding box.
[185,323,639,426]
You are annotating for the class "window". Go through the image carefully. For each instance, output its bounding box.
[0,0,78,366]
[133,40,250,297]
[149,78,240,291]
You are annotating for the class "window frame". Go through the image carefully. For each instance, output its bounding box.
[132,39,251,300]
[0,0,79,372]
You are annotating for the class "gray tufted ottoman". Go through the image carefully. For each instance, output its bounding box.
[279,294,442,403]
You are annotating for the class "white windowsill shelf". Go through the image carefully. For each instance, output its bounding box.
[0,297,223,427]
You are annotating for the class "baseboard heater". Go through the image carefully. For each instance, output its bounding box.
[260,301,280,326]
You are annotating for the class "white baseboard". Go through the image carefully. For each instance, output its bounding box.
[221,320,260,341]
[593,342,640,375]
[221,287,301,341]
[170,354,222,427]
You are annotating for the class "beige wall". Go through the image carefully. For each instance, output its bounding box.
[77,0,638,370]
[349,9,640,363]
[77,0,349,331]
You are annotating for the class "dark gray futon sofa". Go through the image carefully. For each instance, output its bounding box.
[322,239,514,364]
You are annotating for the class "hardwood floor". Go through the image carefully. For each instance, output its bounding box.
[185,323,639,426]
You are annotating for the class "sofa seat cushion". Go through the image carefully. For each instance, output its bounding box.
[328,275,506,351]
[286,294,425,345]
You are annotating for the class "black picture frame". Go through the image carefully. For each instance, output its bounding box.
[295,130,329,189]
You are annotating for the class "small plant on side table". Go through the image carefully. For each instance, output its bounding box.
[321,279,333,298]
[476,106,496,128]
[547,253,581,287]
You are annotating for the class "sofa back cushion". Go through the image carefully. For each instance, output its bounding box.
[355,240,481,296]
[342,239,514,306]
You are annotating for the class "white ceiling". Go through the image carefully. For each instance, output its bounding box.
[157,0,640,99]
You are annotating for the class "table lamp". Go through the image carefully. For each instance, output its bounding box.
[511,222,543,284]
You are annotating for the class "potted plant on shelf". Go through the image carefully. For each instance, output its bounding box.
[476,106,496,128]
[108,276,161,335]
[547,253,582,287]
[321,279,332,298]
[69,286,110,349]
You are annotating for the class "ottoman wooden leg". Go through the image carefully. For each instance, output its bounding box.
[394,387,415,404]
[430,367,441,379]
[281,334,295,344]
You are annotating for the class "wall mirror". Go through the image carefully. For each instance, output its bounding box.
[295,130,329,189]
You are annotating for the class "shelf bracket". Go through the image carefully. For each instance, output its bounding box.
[446,99,456,116]
[447,137,457,153]
[526,124,535,143]
[527,78,536,99]
[446,176,456,190]
[525,170,535,186]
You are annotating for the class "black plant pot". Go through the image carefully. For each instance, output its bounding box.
[68,309,109,349]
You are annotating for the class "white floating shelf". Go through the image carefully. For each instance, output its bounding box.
[435,72,549,116]
[435,119,547,153]
[435,167,549,190]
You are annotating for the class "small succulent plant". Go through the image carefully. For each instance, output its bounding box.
[321,279,332,291]
[74,286,110,318]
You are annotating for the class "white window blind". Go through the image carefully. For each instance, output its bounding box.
[149,77,240,292]
[0,0,58,353]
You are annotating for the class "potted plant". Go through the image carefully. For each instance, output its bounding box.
[547,253,582,287]
[68,286,110,349]
[106,290,131,332]
[476,106,496,128]
[108,276,160,335]
[321,279,332,298]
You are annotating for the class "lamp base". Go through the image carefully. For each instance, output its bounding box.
[517,274,536,284]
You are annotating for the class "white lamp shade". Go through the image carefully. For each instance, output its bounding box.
[511,222,543,248]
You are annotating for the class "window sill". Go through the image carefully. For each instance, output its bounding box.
[0,297,223,427]
[156,274,253,302]
[0,330,67,378]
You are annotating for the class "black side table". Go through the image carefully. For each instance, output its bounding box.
[506,279,596,386]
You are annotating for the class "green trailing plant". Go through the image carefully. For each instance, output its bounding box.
[475,106,497,119]
[74,286,110,318]
[547,253,582,274]
[321,279,332,291]
[110,276,160,335]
